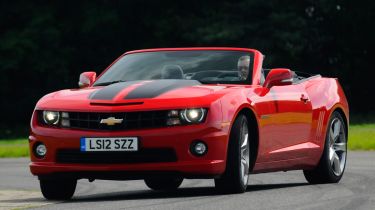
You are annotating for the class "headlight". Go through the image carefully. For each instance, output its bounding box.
[42,111,60,125]
[181,108,206,123]
[167,108,207,126]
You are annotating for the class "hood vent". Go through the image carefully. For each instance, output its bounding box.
[90,102,144,106]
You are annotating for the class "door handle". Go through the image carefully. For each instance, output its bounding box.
[300,94,309,103]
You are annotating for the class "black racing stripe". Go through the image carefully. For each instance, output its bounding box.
[125,79,201,99]
[90,81,141,100]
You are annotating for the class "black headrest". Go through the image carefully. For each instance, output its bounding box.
[161,65,184,79]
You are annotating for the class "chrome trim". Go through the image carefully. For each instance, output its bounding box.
[281,78,293,83]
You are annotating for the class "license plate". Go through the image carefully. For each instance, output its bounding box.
[80,137,138,152]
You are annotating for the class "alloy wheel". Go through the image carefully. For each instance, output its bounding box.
[328,118,347,176]
[240,122,250,185]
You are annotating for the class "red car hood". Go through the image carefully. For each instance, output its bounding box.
[36,80,245,112]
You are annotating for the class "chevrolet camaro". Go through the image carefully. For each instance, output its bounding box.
[29,47,349,200]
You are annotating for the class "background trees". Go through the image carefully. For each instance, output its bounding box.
[0,0,373,137]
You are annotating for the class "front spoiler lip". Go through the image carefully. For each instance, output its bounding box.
[30,160,225,178]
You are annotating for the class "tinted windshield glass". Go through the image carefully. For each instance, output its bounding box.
[94,50,254,85]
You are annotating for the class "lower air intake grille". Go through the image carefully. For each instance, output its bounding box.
[56,148,177,164]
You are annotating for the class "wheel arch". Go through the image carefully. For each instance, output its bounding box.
[332,107,349,141]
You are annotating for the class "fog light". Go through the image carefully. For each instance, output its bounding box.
[35,143,47,158]
[190,141,207,156]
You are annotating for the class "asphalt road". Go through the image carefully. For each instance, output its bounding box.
[0,152,374,210]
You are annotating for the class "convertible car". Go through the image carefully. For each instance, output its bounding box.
[29,47,349,200]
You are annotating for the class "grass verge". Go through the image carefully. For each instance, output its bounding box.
[0,139,29,158]
[348,123,375,150]
[0,124,374,158]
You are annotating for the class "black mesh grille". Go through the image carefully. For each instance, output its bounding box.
[52,111,169,131]
[56,148,177,164]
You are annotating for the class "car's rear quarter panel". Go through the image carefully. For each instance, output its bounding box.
[304,77,349,166]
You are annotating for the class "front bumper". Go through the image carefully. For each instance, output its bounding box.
[29,123,229,179]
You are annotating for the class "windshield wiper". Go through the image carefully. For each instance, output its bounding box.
[94,80,127,86]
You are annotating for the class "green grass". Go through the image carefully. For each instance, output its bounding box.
[348,123,375,150]
[0,139,29,158]
[0,124,374,158]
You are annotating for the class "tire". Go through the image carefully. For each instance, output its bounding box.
[303,111,347,184]
[215,114,250,193]
[144,177,183,191]
[39,178,77,200]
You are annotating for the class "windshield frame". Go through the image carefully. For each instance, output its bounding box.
[94,49,256,86]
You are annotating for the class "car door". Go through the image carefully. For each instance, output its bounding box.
[259,82,313,161]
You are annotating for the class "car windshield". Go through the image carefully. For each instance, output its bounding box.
[94,50,254,86]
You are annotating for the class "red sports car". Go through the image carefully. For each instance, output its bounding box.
[29,47,349,200]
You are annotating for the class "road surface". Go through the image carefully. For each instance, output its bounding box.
[0,152,374,210]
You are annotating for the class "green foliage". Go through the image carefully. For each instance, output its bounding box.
[348,124,375,150]
[0,0,374,137]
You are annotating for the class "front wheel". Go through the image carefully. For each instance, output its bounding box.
[303,111,347,184]
[144,177,183,191]
[40,178,77,200]
[215,114,250,193]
